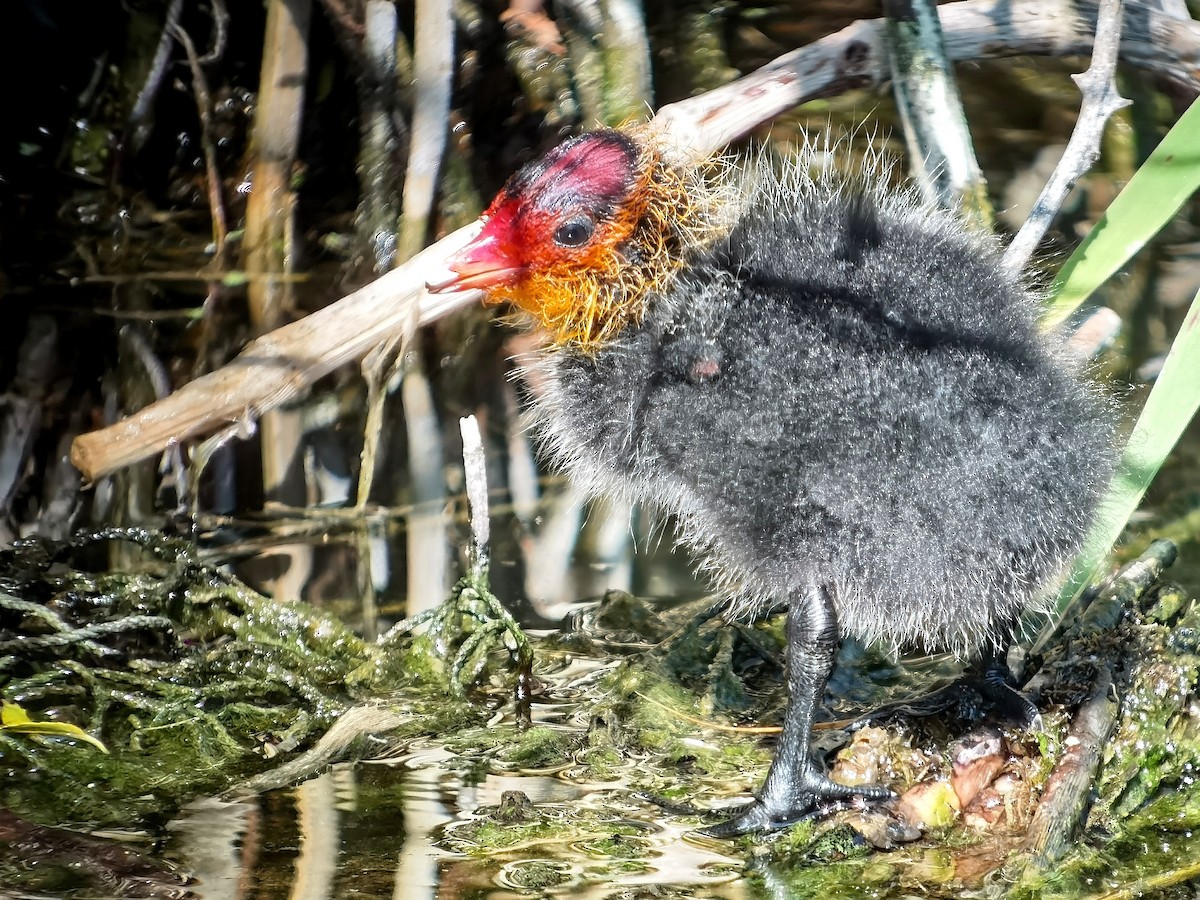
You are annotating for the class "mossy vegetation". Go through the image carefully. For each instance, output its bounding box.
[0,527,467,827]
[2,0,1198,895]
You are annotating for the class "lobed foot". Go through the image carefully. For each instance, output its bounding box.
[699,769,894,838]
[855,663,1041,731]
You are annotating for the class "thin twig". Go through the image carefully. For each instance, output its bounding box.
[199,0,230,65]
[125,0,185,154]
[118,327,172,400]
[1002,0,1131,276]
[355,336,403,508]
[172,24,228,258]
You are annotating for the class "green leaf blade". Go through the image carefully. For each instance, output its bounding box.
[1042,95,1200,331]
[1049,285,1200,623]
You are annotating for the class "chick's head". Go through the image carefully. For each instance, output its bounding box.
[433,128,720,351]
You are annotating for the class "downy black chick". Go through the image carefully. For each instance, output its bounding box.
[428,128,1117,836]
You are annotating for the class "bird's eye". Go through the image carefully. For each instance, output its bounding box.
[553,217,595,248]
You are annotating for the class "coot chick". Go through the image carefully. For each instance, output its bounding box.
[429,128,1116,836]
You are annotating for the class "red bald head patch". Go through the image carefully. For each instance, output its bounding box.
[501,129,639,222]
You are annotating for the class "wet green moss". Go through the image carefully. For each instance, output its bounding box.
[577,832,650,859]
[749,855,888,900]
[578,729,624,779]
[1092,594,1200,828]
[6,531,1200,898]
[503,859,573,890]
[446,815,567,854]
[502,725,579,768]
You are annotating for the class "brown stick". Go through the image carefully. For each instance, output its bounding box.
[70,0,1200,482]
[70,225,482,481]
[648,0,1198,156]
[1021,664,1118,863]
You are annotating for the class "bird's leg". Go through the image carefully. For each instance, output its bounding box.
[702,584,892,837]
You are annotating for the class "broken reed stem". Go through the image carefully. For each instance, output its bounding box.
[242,0,312,512]
[882,0,992,228]
[1021,664,1118,863]
[1020,540,1178,863]
[397,0,454,261]
[400,351,449,614]
[355,0,404,510]
[391,0,455,620]
[1002,0,1131,277]
[359,0,402,272]
[459,415,490,580]
[1076,538,1178,635]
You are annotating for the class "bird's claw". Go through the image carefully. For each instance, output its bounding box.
[699,802,784,838]
[977,671,1042,729]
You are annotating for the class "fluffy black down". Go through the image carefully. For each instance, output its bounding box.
[530,170,1117,656]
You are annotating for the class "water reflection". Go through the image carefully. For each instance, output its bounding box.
[167,798,256,899]
[168,752,747,899]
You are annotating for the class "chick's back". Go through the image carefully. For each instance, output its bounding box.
[535,174,1117,655]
